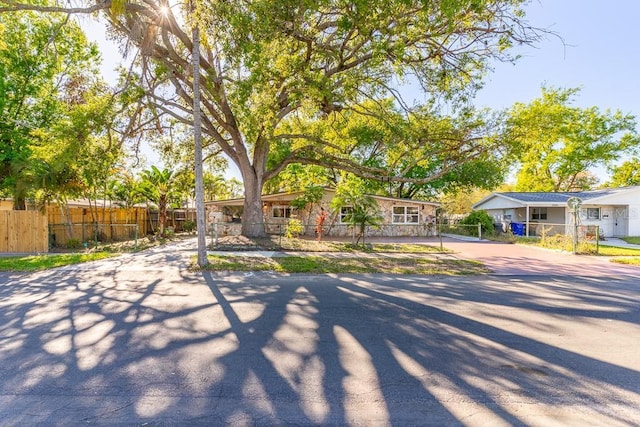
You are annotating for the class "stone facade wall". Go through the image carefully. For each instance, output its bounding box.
[210,221,243,237]
[206,197,438,238]
[205,204,242,237]
[298,199,438,237]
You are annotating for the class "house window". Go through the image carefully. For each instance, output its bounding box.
[339,206,353,224]
[531,207,547,220]
[392,206,419,224]
[586,207,600,220]
[272,206,295,218]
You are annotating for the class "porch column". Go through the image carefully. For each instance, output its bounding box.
[525,205,530,237]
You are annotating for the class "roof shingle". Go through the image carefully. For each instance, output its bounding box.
[499,188,629,203]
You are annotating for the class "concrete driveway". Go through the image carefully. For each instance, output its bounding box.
[440,237,640,277]
[0,238,639,425]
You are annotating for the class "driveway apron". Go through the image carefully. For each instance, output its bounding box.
[441,238,640,277]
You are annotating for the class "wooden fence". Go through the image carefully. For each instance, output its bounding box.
[0,211,49,253]
[46,205,147,235]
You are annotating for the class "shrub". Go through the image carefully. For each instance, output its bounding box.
[183,220,196,233]
[285,218,305,238]
[537,228,596,254]
[66,238,82,249]
[460,210,494,237]
[163,227,175,238]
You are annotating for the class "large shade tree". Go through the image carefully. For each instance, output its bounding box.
[507,86,640,192]
[271,101,510,199]
[0,9,101,208]
[1,0,544,237]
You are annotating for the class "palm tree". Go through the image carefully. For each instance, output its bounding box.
[112,173,145,224]
[203,172,228,201]
[330,187,382,246]
[139,166,175,237]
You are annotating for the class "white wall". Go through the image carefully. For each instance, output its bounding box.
[483,208,514,223]
[542,207,565,225]
[474,196,524,210]
[577,204,640,237]
[579,206,615,237]
[516,207,565,236]
[628,205,640,236]
[590,187,640,205]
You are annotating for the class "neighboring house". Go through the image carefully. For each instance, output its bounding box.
[472,186,640,238]
[205,188,439,238]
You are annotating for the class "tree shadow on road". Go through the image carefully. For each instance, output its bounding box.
[0,266,638,425]
[197,272,640,425]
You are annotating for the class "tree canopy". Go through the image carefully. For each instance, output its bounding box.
[271,101,511,199]
[507,86,640,192]
[0,10,104,208]
[1,0,545,236]
[608,158,640,187]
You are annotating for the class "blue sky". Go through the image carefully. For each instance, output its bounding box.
[85,1,640,180]
[475,0,639,118]
[473,0,640,182]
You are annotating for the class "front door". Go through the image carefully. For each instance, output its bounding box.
[614,207,628,237]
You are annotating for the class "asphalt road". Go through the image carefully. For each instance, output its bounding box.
[0,238,639,426]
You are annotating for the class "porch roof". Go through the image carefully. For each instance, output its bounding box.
[498,189,621,203]
[205,188,440,208]
[205,191,309,207]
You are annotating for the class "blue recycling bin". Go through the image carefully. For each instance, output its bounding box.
[510,222,525,236]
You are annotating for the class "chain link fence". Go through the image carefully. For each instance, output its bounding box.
[208,220,438,242]
[47,218,608,255]
[49,223,140,249]
[440,219,605,254]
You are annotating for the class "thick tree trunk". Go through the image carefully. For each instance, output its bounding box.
[241,171,266,237]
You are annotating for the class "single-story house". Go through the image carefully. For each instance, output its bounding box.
[205,188,439,238]
[472,186,640,238]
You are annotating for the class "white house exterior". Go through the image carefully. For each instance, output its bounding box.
[472,186,640,238]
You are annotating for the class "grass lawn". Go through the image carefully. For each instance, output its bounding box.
[622,236,640,245]
[605,238,640,265]
[511,235,640,256]
[203,237,464,274]
[197,255,487,275]
[364,243,447,253]
[610,257,640,266]
[0,253,116,272]
[596,245,640,256]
